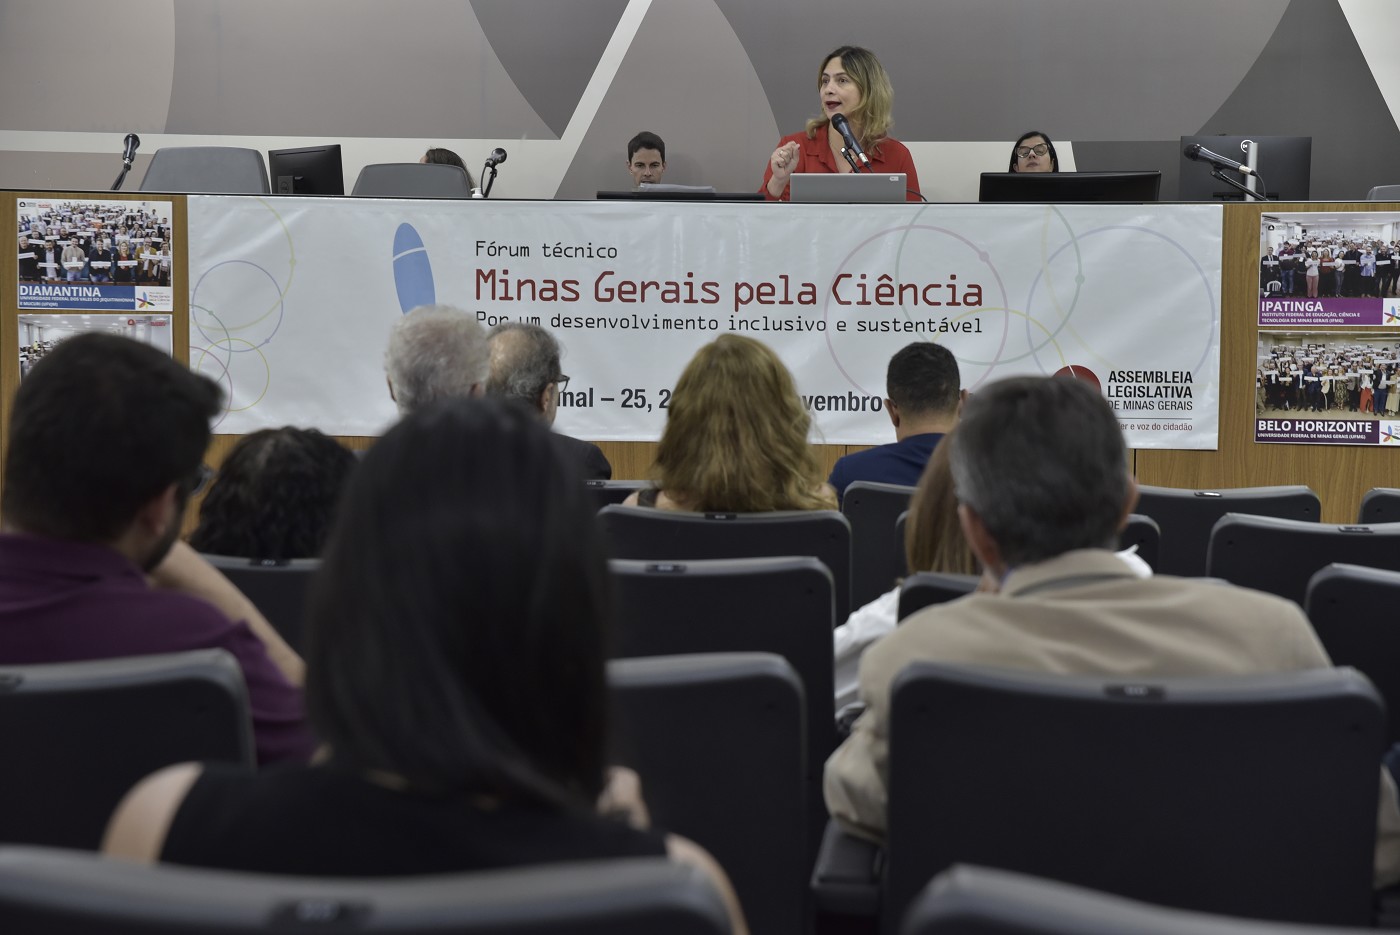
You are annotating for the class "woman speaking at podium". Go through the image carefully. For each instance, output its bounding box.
[760,45,921,202]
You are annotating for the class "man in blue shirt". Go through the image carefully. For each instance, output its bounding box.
[828,341,963,504]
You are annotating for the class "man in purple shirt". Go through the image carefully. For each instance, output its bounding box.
[0,333,315,765]
[828,341,965,504]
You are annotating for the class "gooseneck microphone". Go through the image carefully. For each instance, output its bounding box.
[111,132,141,190]
[830,114,870,171]
[1183,142,1255,177]
[480,147,507,198]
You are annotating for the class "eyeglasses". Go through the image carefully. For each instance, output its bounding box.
[1015,143,1050,158]
[555,374,570,393]
[183,463,215,499]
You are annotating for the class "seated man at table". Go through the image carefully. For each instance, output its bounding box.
[827,341,962,504]
[626,131,667,189]
[0,333,315,766]
[823,373,1400,886]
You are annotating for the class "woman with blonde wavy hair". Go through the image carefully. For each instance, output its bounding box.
[625,334,836,512]
[760,45,921,202]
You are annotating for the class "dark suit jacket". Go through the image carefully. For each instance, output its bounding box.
[552,433,612,480]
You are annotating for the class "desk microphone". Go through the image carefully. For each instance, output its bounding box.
[111,132,141,190]
[830,115,870,170]
[1183,143,1255,176]
[480,148,507,198]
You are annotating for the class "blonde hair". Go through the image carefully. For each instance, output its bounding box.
[804,46,895,151]
[904,432,978,575]
[653,335,833,512]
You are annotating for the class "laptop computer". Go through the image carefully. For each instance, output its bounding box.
[789,173,907,204]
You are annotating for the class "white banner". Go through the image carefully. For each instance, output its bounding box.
[188,197,1221,447]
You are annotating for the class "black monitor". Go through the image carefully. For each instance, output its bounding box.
[1178,135,1311,201]
[267,144,345,196]
[978,171,1161,203]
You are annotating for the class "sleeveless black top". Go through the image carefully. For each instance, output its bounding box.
[161,763,667,876]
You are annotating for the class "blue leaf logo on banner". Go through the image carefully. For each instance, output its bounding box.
[392,223,435,314]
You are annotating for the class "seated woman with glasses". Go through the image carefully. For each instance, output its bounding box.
[1008,130,1059,173]
[103,398,747,934]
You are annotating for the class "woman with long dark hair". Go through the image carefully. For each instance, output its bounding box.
[105,398,746,932]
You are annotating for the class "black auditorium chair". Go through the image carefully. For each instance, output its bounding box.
[1119,513,1161,571]
[1206,515,1400,606]
[897,572,981,621]
[599,504,853,619]
[203,555,320,654]
[0,846,731,935]
[842,481,917,609]
[812,664,1382,932]
[1306,563,1400,746]
[609,556,836,874]
[901,864,1373,935]
[609,556,836,763]
[609,653,806,935]
[585,479,648,511]
[139,147,271,194]
[0,650,253,850]
[897,510,1148,576]
[351,163,475,198]
[1358,488,1400,524]
[1134,484,1320,577]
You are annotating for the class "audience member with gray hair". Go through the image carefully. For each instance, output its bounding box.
[823,374,1400,886]
[384,305,490,415]
[485,322,612,479]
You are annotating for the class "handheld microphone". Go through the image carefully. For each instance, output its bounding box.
[484,148,507,168]
[122,133,140,166]
[830,114,870,169]
[1183,142,1255,177]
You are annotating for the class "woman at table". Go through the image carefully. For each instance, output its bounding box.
[1007,130,1059,173]
[421,146,476,190]
[760,45,921,202]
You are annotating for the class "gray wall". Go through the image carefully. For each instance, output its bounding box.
[1,0,1396,200]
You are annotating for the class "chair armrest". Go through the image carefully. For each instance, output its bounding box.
[836,701,867,739]
[1375,883,1400,927]
[810,819,882,916]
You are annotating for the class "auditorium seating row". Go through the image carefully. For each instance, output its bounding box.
[4,647,1395,932]
[12,480,1400,931]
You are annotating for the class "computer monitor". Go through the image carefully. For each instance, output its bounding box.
[1178,135,1311,201]
[267,144,345,196]
[977,171,1161,203]
[789,173,908,203]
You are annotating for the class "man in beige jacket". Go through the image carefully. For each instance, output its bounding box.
[823,374,1400,887]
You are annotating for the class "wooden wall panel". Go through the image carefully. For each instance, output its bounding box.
[1135,202,1395,523]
